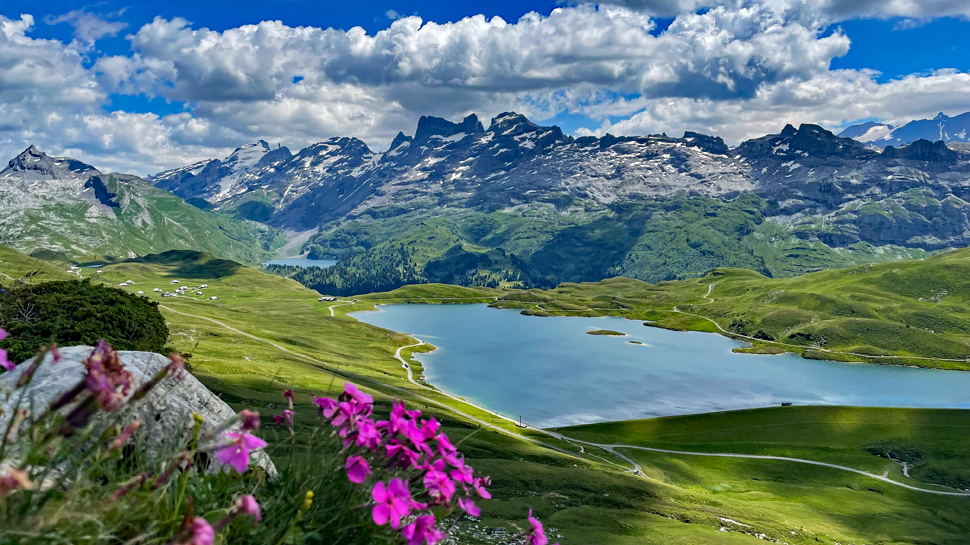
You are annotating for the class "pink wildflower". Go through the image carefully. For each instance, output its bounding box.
[273,409,295,429]
[50,342,61,364]
[450,460,474,485]
[0,348,13,372]
[312,396,338,419]
[422,460,456,503]
[473,477,491,500]
[238,410,260,431]
[235,494,262,522]
[166,353,186,378]
[0,328,6,340]
[283,389,294,410]
[342,382,373,405]
[0,468,33,498]
[372,478,412,529]
[83,341,132,411]
[402,514,444,545]
[177,517,214,545]
[386,440,423,469]
[216,431,268,473]
[345,455,371,484]
[458,497,480,517]
[526,510,557,545]
[353,418,382,450]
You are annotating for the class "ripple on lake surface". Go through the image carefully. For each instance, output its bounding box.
[353,304,970,428]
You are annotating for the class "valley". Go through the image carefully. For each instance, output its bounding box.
[4,245,970,543]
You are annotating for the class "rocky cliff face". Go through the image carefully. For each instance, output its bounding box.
[153,113,970,255]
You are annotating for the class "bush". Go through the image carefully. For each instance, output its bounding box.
[0,280,169,362]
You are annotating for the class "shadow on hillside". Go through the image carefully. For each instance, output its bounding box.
[127,250,243,279]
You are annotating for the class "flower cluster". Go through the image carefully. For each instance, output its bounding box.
[1,331,267,545]
[303,383,558,545]
[84,340,134,411]
[0,328,13,371]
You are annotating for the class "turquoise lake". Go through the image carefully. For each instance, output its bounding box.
[353,304,970,428]
[263,258,338,268]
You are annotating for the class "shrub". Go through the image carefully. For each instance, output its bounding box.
[0,280,169,362]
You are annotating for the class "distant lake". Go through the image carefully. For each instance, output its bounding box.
[263,258,338,268]
[353,304,970,428]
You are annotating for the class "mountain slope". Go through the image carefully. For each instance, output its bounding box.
[0,146,285,263]
[492,245,970,369]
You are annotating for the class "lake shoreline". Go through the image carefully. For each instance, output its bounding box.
[351,303,970,428]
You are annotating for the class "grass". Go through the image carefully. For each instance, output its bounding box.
[5,246,970,544]
[491,247,970,369]
[587,330,627,336]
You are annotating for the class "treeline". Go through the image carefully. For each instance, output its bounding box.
[267,244,533,296]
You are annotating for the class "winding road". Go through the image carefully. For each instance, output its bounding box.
[160,303,970,497]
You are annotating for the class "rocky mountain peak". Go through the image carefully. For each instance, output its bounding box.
[881,139,959,164]
[934,112,947,121]
[414,114,484,141]
[488,112,539,135]
[2,146,99,179]
[780,124,798,137]
[388,132,413,152]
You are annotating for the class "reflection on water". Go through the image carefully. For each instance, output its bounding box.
[353,304,970,428]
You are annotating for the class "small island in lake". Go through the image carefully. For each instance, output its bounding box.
[587,329,626,336]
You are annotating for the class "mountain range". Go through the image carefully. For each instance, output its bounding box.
[839,112,970,148]
[145,111,970,293]
[0,146,283,263]
[5,111,970,293]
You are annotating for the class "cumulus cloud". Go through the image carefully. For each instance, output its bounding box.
[581,69,970,142]
[0,2,969,175]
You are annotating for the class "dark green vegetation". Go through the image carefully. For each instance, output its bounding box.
[492,246,970,369]
[587,329,626,336]
[281,194,927,295]
[0,279,169,362]
[5,246,970,544]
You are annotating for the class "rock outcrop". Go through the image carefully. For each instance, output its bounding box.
[0,346,275,476]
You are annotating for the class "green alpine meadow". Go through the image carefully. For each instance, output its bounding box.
[4,2,970,544]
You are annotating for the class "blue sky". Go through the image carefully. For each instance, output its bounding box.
[2,0,970,173]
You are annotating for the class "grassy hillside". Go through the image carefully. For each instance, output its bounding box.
[492,247,970,369]
[285,194,928,295]
[1,174,285,264]
[5,247,970,544]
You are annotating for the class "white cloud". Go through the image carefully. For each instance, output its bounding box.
[0,3,969,175]
[44,9,128,51]
[604,0,970,21]
[582,68,970,143]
